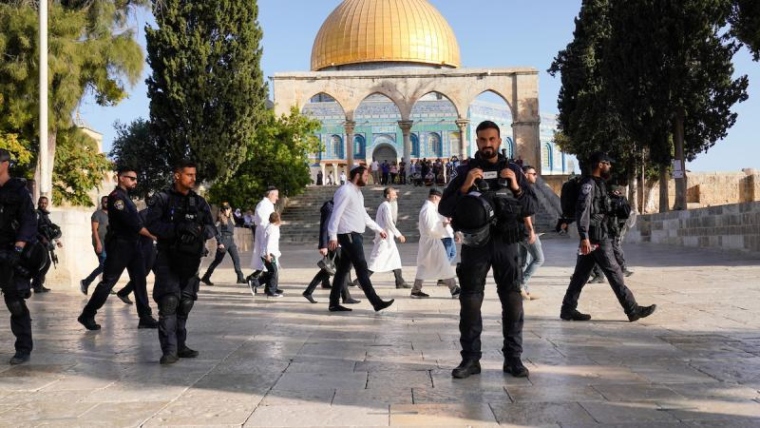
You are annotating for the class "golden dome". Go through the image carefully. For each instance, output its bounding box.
[311,0,461,71]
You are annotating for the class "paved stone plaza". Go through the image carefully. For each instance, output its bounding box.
[0,237,759,427]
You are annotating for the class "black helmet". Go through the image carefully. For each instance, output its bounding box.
[15,241,47,278]
[452,192,495,247]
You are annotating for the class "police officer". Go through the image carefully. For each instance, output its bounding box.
[559,151,655,323]
[607,185,634,277]
[114,207,157,305]
[0,149,40,364]
[32,196,61,293]
[439,121,537,379]
[145,160,218,364]
[77,166,159,330]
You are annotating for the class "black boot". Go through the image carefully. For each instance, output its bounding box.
[200,273,214,286]
[236,272,246,284]
[452,360,481,379]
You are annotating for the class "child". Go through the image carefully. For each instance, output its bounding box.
[260,211,283,297]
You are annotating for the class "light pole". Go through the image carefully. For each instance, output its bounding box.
[39,0,49,199]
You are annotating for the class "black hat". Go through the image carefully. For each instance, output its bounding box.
[0,149,11,163]
[264,185,277,195]
[429,188,442,197]
[588,151,614,165]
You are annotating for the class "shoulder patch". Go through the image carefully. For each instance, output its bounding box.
[114,199,125,210]
[581,182,593,196]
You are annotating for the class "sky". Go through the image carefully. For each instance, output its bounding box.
[78,0,760,173]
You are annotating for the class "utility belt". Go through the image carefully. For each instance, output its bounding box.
[165,223,205,279]
[491,224,523,244]
[589,217,608,242]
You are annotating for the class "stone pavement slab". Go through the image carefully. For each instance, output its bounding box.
[0,238,758,426]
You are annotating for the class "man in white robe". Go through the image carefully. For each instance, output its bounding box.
[249,186,278,276]
[411,188,460,298]
[365,187,410,288]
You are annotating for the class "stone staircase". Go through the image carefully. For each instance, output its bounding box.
[279,183,562,244]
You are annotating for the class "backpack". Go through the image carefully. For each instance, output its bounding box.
[560,175,583,219]
[611,195,632,220]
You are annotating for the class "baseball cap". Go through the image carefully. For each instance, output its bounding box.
[588,151,614,165]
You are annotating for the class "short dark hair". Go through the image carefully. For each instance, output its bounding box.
[349,166,366,181]
[174,159,197,173]
[116,165,137,176]
[37,196,48,204]
[522,165,535,173]
[475,120,500,137]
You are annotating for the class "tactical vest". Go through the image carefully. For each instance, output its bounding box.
[161,191,207,279]
[0,178,25,244]
[469,158,523,244]
[588,178,611,242]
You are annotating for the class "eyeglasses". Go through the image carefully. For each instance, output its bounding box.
[525,172,537,176]
[122,175,138,181]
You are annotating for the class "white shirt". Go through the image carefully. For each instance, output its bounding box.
[254,198,275,229]
[371,161,379,172]
[263,223,281,258]
[328,181,383,240]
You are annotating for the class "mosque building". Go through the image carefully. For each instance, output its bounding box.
[271,0,573,183]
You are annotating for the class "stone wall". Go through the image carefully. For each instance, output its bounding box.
[626,201,760,255]
[643,171,759,211]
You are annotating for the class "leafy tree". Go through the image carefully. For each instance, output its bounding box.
[52,127,112,206]
[109,118,172,199]
[146,0,268,183]
[605,0,748,210]
[208,107,322,209]
[730,0,760,60]
[0,0,147,203]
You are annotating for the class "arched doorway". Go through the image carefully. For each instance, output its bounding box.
[372,144,397,164]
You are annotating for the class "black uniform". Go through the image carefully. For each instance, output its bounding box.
[202,216,244,283]
[146,187,217,360]
[79,186,155,328]
[32,207,58,292]
[607,192,631,272]
[439,153,536,364]
[116,209,157,301]
[0,178,38,360]
[560,176,637,316]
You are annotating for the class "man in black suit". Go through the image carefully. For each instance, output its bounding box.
[301,199,359,304]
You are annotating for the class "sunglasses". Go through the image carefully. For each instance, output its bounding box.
[122,175,138,181]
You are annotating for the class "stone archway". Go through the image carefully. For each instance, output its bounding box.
[372,144,397,164]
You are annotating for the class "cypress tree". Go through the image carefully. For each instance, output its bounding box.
[146,0,268,182]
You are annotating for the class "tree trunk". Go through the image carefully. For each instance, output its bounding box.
[673,109,687,210]
[659,164,669,213]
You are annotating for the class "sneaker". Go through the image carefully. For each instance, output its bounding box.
[160,354,179,365]
[450,287,461,299]
[560,309,592,321]
[117,294,132,305]
[9,352,30,365]
[79,280,88,295]
[587,275,605,284]
[451,360,481,379]
[410,290,430,299]
[503,358,530,378]
[627,304,656,322]
[138,316,159,329]
[77,314,101,331]
[265,292,283,298]
[177,346,199,358]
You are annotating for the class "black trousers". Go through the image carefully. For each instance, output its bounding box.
[1,252,32,354]
[31,249,51,290]
[330,233,382,308]
[204,237,243,278]
[562,238,637,315]
[81,237,152,319]
[153,251,200,356]
[117,239,157,299]
[457,234,524,362]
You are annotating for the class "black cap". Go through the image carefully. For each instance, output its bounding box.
[588,151,614,165]
[264,185,277,195]
[429,188,442,197]
[0,149,10,163]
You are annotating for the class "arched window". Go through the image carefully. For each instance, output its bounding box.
[411,133,420,158]
[354,134,366,159]
[330,135,343,159]
[503,137,515,159]
[542,143,553,171]
[426,132,442,158]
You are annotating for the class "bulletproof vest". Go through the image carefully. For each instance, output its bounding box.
[587,178,611,241]
[164,191,206,278]
[468,157,523,243]
[37,211,62,243]
[0,179,25,244]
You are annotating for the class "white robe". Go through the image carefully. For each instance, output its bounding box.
[415,200,455,280]
[250,198,275,270]
[368,201,402,272]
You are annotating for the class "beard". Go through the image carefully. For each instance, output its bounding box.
[480,147,497,159]
[356,176,367,187]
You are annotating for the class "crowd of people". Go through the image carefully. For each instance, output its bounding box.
[0,121,654,380]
